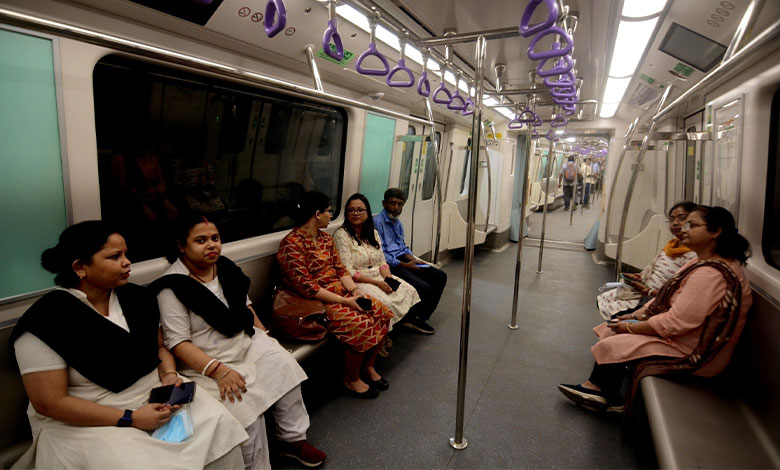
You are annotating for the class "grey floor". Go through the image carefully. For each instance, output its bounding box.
[284,242,654,469]
[527,194,602,243]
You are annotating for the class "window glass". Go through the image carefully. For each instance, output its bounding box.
[421,138,437,200]
[764,86,780,269]
[93,55,346,262]
[460,138,472,194]
[712,97,743,219]
[398,126,416,197]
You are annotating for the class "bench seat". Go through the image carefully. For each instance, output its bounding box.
[642,376,778,469]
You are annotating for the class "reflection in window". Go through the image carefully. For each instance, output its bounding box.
[93,55,346,262]
[764,87,780,270]
[421,138,437,200]
[399,126,416,197]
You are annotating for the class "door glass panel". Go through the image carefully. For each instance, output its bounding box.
[398,126,416,197]
[421,139,437,200]
[360,114,395,210]
[460,138,472,194]
[0,29,67,300]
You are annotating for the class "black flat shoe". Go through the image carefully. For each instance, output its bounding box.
[362,376,389,391]
[342,384,379,399]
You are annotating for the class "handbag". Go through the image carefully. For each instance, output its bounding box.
[271,287,328,342]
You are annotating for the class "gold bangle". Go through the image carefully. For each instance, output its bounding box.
[215,367,231,381]
[626,323,634,334]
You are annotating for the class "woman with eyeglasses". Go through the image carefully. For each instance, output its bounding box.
[597,201,698,320]
[333,194,420,334]
[559,206,752,414]
[277,191,393,398]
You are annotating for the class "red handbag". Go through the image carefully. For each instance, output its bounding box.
[271,287,328,342]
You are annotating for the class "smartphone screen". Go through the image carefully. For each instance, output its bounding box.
[356,297,372,310]
[149,382,196,405]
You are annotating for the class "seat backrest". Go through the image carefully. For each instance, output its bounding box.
[0,324,32,451]
[726,290,780,445]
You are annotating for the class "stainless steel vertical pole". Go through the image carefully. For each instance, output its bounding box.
[423,98,444,264]
[508,131,533,329]
[304,45,324,92]
[604,116,639,253]
[450,35,485,451]
[615,86,673,277]
[569,153,580,226]
[536,125,556,274]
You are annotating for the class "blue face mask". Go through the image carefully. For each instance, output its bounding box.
[151,409,193,443]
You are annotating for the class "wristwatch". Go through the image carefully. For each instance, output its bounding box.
[116,409,133,427]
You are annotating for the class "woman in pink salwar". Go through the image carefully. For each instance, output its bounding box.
[559,206,752,413]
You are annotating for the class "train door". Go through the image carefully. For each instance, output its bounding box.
[397,125,439,258]
[683,111,704,203]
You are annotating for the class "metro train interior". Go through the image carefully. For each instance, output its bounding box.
[1,0,780,468]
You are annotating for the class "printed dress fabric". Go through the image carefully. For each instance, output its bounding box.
[12,288,247,470]
[597,243,697,318]
[333,228,420,329]
[278,228,393,352]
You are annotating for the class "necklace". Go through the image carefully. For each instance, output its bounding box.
[190,264,216,283]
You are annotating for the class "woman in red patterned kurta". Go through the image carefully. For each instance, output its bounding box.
[278,191,393,398]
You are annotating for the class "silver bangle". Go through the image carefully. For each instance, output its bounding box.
[201,358,217,376]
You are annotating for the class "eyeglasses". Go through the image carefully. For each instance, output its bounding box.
[682,222,706,231]
[347,208,367,214]
[667,214,689,223]
[321,208,334,215]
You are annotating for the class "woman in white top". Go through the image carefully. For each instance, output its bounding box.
[333,193,420,330]
[11,221,247,469]
[597,202,698,320]
[153,215,325,469]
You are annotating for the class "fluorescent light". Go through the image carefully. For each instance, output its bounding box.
[405,45,423,65]
[600,102,619,118]
[427,59,440,71]
[376,26,400,51]
[444,70,456,85]
[608,18,658,77]
[622,0,667,18]
[496,107,515,120]
[335,5,368,32]
[458,80,470,93]
[565,137,577,142]
[603,77,632,103]
[483,97,499,106]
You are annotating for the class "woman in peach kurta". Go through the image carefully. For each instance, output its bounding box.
[277,191,393,399]
[559,206,752,412]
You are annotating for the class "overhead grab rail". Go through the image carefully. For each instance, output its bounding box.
[355,11,389,76]
[387,32,415,87]
[322,0,344,61]
[264,0,287,38]
[448,72,468,111]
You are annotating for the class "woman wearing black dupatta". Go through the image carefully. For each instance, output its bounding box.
[10,221,246,469]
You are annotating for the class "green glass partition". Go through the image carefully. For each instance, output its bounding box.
[359,114,396,211]
[0,28,67,300]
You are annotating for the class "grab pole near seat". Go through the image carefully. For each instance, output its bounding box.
[604,115,639,269]
[536,110,557,274]
[615,86,672,278]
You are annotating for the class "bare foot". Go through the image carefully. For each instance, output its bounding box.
[362,366,382,382]
[581,380,602,392]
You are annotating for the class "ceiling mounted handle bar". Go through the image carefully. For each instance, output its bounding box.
[322,2,343,61]
[264,0,287,38]
[387,35,415,87]
[356,14,389,76]
[417,49,431,96]
[519,0,559,37]
[536,48,572,77]
[527,26,573,60]
[550,114,567,127]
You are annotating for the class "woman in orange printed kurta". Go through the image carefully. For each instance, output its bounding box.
[558,206,752,412]
[278,191,393,398]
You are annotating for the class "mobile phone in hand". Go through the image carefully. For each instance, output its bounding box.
[356,297,372,310]
[149,382,196,405]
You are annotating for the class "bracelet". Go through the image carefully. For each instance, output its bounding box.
[201,358,217,376]
[215,367,232,381]
[207,361,223,378]
[352,272,360,281]
[626,323,634,334]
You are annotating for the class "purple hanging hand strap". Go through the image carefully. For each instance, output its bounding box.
[356,43,390,76]
[536,48,573,77]
[527,26,573,61]
[508,117,524,129]
[432,79,453,104]
[551,85,577,99]
[550,115,568,128]
[387,59,415,87]
[417,71,431,97]
[264,0,287,38]
[516,107,538,124]
[519,0,559,38]
[462,97,475,116]
[544,70,576,88]
[322,19,343,61]
[448,91,467,111]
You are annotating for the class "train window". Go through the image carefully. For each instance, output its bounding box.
[460,138,472,194]
[711,96,743,220]
[421,138,437,200]
[764,86,780,269]
[398,126,416,197]
[93,55,346,263]
[0,29,68,300]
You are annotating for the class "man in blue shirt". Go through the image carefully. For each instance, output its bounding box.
[374,188,447,334]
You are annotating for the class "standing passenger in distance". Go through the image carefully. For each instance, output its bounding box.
[11,221,247,469]
[374,188,448,335]
[153,215,325,469]
[558,155,578,211]
[277,191,394,398]
[580,157,595,208]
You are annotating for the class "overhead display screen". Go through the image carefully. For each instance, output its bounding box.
[659,23,727,72]
[128,0,224,26]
